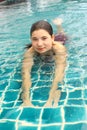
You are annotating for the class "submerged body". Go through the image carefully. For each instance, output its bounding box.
[21,19,67,107]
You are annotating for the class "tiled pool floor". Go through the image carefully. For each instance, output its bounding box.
[0,41,87,130]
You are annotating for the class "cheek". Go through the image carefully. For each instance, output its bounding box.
[45,44,52,50]
[46,41,53,48]
[32,42,36,48]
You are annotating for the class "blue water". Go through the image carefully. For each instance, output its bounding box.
[0,0,87,130]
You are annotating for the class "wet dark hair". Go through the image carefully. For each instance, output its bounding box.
[26,20,53,49]
[30,20,53,36]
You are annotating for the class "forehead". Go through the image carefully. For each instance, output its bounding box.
[31,29,50,37]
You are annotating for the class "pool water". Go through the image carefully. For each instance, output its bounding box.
[0,0,87,130]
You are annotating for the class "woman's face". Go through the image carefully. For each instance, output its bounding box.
[31,29,54,54]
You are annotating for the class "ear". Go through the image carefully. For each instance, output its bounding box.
[52,34,55,41]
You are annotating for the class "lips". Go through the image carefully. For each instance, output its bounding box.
[38,48,45,51]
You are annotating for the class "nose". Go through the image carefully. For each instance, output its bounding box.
[37,39,43,47]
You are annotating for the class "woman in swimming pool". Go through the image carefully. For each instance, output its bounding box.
[21,18,67,107]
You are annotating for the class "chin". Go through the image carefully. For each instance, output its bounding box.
[37,50,47,54]
[38,51,46,54]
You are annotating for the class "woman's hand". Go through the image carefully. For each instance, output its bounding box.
[44,90,61,108]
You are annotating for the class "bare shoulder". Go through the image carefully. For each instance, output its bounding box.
[52,41,66,53]
[24,46,34,58]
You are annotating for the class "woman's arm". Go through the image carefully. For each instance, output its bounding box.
[21,47,34,107]
[44,42,67,107]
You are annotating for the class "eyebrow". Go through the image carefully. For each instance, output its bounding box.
[31,36,48,39]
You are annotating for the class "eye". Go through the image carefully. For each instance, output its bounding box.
[32,37,38,41]
[42,37,47,40]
